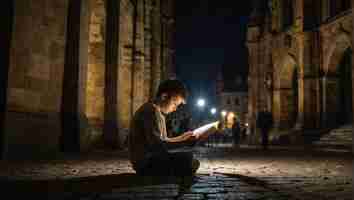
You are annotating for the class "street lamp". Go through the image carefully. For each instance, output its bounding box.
[197,98,205,107]
[210,108,217,115]
[196,98,206,126]
[221,110,227,117]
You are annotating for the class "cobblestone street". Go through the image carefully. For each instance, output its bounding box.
[0,145,352,200]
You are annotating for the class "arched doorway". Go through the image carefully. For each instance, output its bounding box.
[325,34,352,128]
[337,48,352,125]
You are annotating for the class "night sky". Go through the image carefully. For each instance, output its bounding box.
[175,1,252,107]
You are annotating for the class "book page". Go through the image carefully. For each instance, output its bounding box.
[192,121,219,137]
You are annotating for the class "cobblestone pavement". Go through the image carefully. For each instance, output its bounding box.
[0,145,352,200]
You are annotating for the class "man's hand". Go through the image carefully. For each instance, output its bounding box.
[181,131,197,141]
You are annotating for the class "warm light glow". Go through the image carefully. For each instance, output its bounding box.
[245,123,249,127]
[197,98,205,107]
[228,112,235,118]
[221,110,227,117]
[210,108,217,114]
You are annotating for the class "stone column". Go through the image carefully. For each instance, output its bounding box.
[150,1,162,97]
[144,0,153,100]
[246,41,260,144]
[5,0,69,158]
[294,34,305,130]
[61,0,91,153]
[0,0,14,159]
[272,88,282,129]
[324,76,339,128]
[132,0,146,113]
[352,0,354,156]
[321,76,327,128]
[104,0,121,149]
[303,76,318,129]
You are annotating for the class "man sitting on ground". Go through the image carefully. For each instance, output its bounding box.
[128,79,201,177]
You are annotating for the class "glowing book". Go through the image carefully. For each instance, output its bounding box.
[192,121,219,138]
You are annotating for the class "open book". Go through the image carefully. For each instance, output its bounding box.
[192,121,219,138]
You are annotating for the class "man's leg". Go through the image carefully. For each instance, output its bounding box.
[261,129,268,150]
[169,152,199,176]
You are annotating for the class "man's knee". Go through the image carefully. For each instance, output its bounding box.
[192,159,200,174]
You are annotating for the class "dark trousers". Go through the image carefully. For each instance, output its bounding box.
[136,152,199,176]
[261,128,269,149]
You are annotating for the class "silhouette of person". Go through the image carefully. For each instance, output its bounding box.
[256,107,273,150]
[231,116,241,148]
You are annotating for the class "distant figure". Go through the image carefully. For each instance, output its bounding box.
[256,108,273,150]
[231,116,241,149]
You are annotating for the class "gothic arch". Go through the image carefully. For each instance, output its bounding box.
[323,39,352,127]
[324,32,351,75]
[273,53,298,129]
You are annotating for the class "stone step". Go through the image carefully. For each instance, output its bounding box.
[312,124,352,151]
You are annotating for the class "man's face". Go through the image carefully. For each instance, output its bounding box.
[165,95,185,114]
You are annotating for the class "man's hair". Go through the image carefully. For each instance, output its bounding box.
[156,79,188,101]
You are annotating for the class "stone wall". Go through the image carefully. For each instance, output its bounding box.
[4,0,69,158]
[247,0,352,145]
[2,0,176,159]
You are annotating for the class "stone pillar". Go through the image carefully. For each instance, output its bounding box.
[294,35,305,130]
[144,0,153,100]
[246,40,260,144]
[162,0,176,79]
[352,0,354,156]
[0,0,14,159]
[61,0,91,153]
[303,76,318,129]
[321,76,327,128]
[104,0,120,148]
[272,88,282,129]
[150,0,162,97]
[132,0,146,113]
[117,0,134,132]
[5,0,69,158]
[324,76,339,128]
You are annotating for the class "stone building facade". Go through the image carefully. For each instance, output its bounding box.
[0,0,175,159]
[247,0,352,144]
[216,69,248,125]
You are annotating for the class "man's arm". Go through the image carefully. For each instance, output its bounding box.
[164,131,195,143]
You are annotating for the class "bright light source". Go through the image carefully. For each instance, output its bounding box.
[221,110,227,117]
[245,123,249,127]
[210,108,216,114]
[228,112,235,118]
[197,98,205,107]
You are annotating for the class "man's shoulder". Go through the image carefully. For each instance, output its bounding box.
[134,102,156,117]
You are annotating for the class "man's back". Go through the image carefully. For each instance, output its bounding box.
[128,102,168,170]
